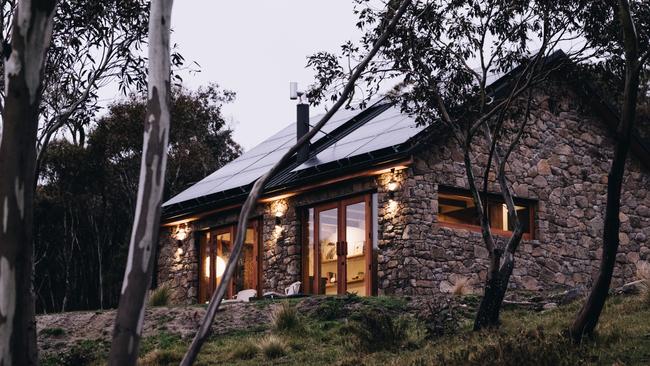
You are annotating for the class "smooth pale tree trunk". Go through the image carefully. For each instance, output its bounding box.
[179,1,412,364]
[0,1,57,365]
[570,0,645,342]
[107,1,173,364]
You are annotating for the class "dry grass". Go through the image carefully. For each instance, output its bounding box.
[451,276,471,296]
[270,302,301,332]
[258,335,288,360]
[637,261,650,306]
[229,339,259,360]
[148,284,171,307]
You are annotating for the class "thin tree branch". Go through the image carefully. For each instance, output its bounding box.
[180,1,412,364]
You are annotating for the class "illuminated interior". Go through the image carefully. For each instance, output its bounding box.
[306,195,373,296]
[199,224,259,303]
[438,188,532,235]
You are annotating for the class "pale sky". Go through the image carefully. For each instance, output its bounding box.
[169,1,364,150]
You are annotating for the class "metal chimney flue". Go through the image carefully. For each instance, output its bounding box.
[290,82,310,164]
[297,103,310,163]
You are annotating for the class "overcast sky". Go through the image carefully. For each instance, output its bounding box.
[167,1,364,150]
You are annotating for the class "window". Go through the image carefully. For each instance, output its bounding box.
[302,194,376,296]
[438,187,534,238]
[198,221,261,303]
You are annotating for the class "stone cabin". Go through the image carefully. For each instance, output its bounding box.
[156,64,650,305]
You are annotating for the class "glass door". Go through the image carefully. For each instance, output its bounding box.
[309,195,373,296]
[199,221,261,303]
[343,198,370,296]
[316,204,338,295]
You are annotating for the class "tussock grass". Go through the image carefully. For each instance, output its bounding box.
[229,339,258,360]
[95,295,650,366]
[451,276,471,296]
[258,335,287,360]
[271,302,301,332]
[637,261,650,307]
[148,285,171,307]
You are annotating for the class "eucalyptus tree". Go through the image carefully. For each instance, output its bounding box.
[0,0,58,364]
[108,0,173,364]
[307,0,592,329]
[570,0,649,342]
[0,0,177,175]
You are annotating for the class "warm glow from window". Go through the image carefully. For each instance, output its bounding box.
[204,255,227,278]
[438,188,533,236]
[216,256,226,278]
[204,256,210,278]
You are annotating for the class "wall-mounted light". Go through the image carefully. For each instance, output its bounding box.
[275,215,283,227]
[387,168,399,198]
[174,223,188,241]
[174,224,189,256]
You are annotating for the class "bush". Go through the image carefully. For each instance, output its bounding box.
[341,308,426,352]
[271,302,301,332]
[258,335,287,360]
[229,339,258,360]
[149,285,171,307]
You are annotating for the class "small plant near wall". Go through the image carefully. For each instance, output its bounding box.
[149,284,171,307]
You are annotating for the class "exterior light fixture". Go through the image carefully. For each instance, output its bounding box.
[174,224,189,253]
[174,224,188,241]
[387,168,399,198]
[275,215,283,227]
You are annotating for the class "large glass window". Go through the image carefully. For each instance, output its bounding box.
[199,222,260,303]
[303,195,375,296]
[438,187,534,237]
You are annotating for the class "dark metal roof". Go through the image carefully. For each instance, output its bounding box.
[162,100,426,219]
[162,50,650,221]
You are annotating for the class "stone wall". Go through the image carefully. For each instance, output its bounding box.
[376,87,650,295]
[157,85,650,304]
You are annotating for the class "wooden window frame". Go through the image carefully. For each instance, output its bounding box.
[437,186,536,240]
[198,219,262,303]
[302,194,375,296]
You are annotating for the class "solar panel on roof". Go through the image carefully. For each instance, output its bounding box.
[162,106,368,207]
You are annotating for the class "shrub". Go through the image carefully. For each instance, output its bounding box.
[229,339,258,360]
[149,285,171,307]
[341,308,426,352]
[271,302,301,332]
[258,335,287,360]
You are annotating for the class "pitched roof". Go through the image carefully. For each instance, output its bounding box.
[162,100,426,219]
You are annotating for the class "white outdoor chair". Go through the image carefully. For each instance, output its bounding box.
[285,281,301,296]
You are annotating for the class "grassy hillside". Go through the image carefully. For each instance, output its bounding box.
[42,293,650,365]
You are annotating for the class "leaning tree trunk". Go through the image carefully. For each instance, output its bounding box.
[570,0,642,342]
[179,1,412,364]
[107,1,173,365]
[0,1,57,365]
